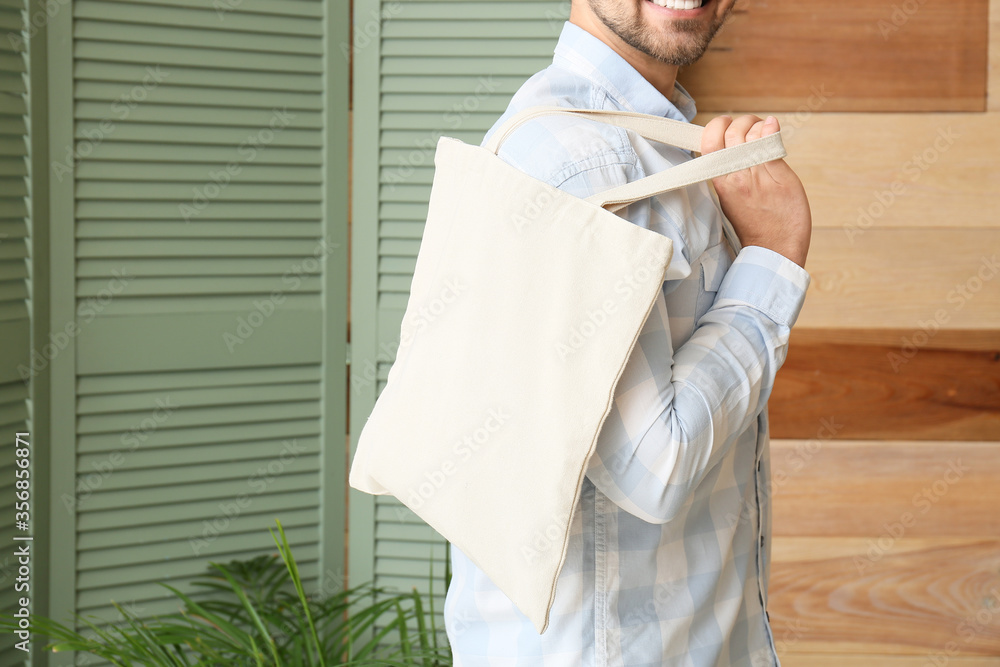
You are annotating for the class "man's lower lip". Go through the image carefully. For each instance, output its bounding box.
[644,0,713,17]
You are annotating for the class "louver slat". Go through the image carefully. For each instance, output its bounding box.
[64,0,338,652]
[0,0,30,664]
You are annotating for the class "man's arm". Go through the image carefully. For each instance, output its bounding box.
[585,245,808,524]
[580,115,812,524]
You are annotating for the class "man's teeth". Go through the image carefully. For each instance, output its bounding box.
[650,0,704,8]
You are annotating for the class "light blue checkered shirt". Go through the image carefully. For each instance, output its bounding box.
[443,21,811,667]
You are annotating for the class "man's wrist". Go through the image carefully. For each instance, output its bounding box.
[740,241,808,270]
[712,245,812,327]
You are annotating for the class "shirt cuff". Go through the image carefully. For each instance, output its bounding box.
[712,245,812,327]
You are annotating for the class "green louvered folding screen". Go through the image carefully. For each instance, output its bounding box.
[38,0,349,660]
[0,0,31,664]
[348,0,567,635]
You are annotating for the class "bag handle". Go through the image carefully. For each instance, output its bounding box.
[483,105,786,214]
[484,105,707,154]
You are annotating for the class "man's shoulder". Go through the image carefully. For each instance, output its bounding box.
[482,65,641,191]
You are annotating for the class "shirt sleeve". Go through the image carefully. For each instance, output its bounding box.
[554,162,812,525]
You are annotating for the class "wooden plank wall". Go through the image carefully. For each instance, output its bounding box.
[680,0,1000,664]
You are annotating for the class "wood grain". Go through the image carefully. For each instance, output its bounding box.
[789,328,1000,352]
[794,229,1000,330]
[770,342,1000,441]
[780,657,1000,667]
[678,0,988,111]
[690,112,1000,231]
[768,537,1000,655]
[990,0,1000,110]
[768,441,1000,536]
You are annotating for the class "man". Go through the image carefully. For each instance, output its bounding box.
[443,0,812,664]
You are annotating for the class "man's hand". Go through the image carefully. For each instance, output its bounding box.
[700,115,812,268]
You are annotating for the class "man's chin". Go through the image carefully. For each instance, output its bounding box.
[634,0,725,63]
[637,32,715,66]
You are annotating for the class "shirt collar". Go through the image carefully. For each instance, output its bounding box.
[551,20,697,123]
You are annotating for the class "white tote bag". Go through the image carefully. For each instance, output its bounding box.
[349,106,786,634]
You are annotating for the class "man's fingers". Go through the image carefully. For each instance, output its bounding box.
[723,114,762,147]
[745,119,767,143]
[701,115,732,155]
[760,115,780,137]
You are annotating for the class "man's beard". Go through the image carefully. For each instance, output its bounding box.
[588,0,732,66]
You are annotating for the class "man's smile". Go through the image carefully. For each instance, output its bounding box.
[644,0,714,18]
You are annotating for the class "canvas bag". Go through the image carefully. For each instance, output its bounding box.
[349,105,786,634]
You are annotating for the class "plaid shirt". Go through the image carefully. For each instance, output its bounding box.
[443,21,811,667]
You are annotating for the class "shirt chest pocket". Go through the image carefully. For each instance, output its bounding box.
[695,241,734,321]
